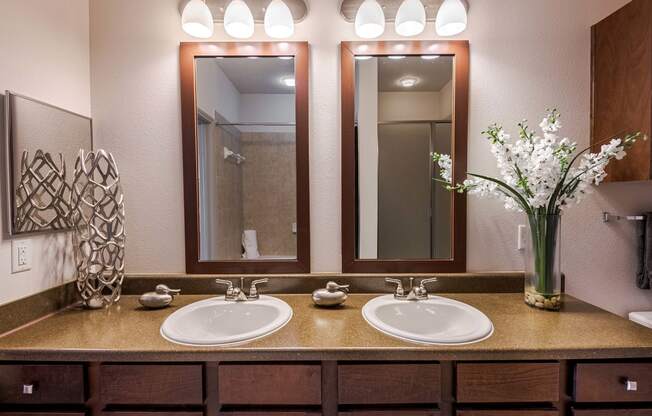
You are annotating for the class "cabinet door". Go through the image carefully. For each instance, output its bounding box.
[339,411,440,416]
[457,411,558,416]
[0,364,85,404]
[575,363,652,402]
[591,0,652,182]
[0,414,85,416]
[103,413,202,416]
[573,410,652,416]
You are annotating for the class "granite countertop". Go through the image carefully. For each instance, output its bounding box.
[1,293,652,362]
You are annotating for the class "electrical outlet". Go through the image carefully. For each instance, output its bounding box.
[11,239,32,273]
[292,222,297,234]
[517,224,526,251]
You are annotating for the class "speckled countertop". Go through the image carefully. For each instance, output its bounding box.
[1,293,652,361]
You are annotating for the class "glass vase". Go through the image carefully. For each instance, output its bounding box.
[524,212,562,311]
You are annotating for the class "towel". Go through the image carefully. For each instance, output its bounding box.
[242,229,260,260]
[636,213,652,289]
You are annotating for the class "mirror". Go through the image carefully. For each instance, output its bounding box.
[341,41,468,273]
[195,56,297,262]
[356,55,453,260]
[180,42,310,274]
[3,91,93,235]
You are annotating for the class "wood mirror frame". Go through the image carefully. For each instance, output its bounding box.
[341,40,469,273]
[180,42,310,274]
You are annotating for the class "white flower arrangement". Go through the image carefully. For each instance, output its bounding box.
[432,109,642,216]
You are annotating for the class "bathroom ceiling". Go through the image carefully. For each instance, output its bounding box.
[340,0,445,22]
[378,56,453,92]
[205,0,308,22]
[216,57,295,94]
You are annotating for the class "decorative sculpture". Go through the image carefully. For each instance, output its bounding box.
[70,149,126,309]
[15,150,72,233]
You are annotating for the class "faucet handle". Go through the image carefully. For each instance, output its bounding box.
[249,278,269,299]
[215,279,234,296]
[418,277,438,295]
[385,278,405,296]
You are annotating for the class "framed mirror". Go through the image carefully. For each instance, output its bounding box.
[3,91,93,236]
[341,41,468,273]
[180,42,310,274]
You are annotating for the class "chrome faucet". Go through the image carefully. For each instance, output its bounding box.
[385,277,438,301]
[215,277,269,302]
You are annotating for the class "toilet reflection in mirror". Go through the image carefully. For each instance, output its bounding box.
[195,56,297,261]
[355,55,453,260]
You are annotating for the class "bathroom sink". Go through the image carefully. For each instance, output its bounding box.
[160,296,292,346]
[362,295,494,345]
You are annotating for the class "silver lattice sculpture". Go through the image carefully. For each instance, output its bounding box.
[71,149,126,309]
[15,150,72,233]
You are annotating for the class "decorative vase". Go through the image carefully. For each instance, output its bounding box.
[524,212,562,311]
[70,149,126,309]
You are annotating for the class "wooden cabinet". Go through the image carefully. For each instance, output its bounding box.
[574,362,652,402]
[218,363,322,405]
[456,362,560,403]
[591,0,652,182]
[0,364,85,404]
[0,414,86,416]
[572,411,652,416]
[102,413,203,416]
[338,363,441,405]
[339,411,440,416]
[100,364,203,405]
[221,413,321,416]
[457,412,558,416]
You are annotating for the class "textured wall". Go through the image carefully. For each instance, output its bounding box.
[89,0,652,316]
[0,0,90,306]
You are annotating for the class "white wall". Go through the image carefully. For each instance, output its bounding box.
[379,91,442,121]
[0,0,90,306]
[88,0,652,316]
[196,58,240,122]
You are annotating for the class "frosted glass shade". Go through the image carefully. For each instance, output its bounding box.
[355,0,385,39]
[436,0,467,36]
[264,0,294,38]
[224,0,255,39]
[395,0,426,37]
[181,0,214,39]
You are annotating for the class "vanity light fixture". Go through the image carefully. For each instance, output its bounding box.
[355,0,385,39]
[395,0,426,37]
[224,0,255,39]
[421,55,440,60]
[355,56,373,60]
[264,0,295,39]
[435,0,468,36]
[282,76,296,87]
[278,56,294,60]
[181,0,214,39]
[399,76,418,87]
[387,55,406,60]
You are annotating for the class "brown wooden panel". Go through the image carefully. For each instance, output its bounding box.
[457,412,558,416]
[457,363,560,403]
[218,364,321,405]
[575,363,652,402]
[591,0,652,182]
[573,411,652,416]
[221,413,321,416]
[338,363,441,405]
[100,364,203,405]
[0,414,85,416]
[0,364,85,404]
[103,413,202,416]
[340,411,439,416]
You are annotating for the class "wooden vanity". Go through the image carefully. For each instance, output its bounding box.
[1,293,652,416]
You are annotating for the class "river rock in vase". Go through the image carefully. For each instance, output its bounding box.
[70,149,126,309]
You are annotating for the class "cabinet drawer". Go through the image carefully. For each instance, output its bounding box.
[0,364,85,404]
[575,363,652,402]
[218,364,321,405]
[339,411,440,416]
[573,411,652,416]
[457,412,558,416]
[338,363,440,405]
[221,413,321,416]
[100,364,203,405]
[103,414,202,416]
[457,362,560,403]
[0,414,85,416]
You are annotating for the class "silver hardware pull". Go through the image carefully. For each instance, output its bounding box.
[249,278,269,299]
[385,278,405,297]
[22,384,34,395]
[625,379,638,391]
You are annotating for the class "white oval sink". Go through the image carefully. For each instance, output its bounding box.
[161,295,292,346]
[362,295,494,345]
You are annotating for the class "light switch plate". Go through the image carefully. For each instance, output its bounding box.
[11,239,32,273]
[517,224,526,251]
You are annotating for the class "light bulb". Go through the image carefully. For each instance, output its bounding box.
[399,77,418,87]
[181,0,214,39]
[224,0,254,39]
[395,0,426,37]
[355,0,385,39]
[436,0,467,36]
[265,0,294,39]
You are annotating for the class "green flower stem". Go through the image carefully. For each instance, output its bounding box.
[527,210,560,295]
